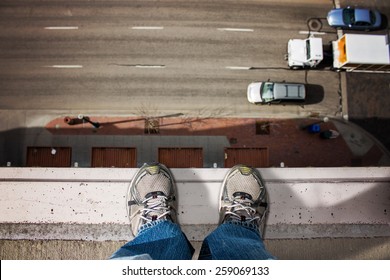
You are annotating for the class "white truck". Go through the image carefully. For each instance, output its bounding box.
[287,34,390,72]
[332,34,390,72]
[287,37,323,69]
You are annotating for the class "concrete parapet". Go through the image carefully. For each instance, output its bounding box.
[0,167,389,242]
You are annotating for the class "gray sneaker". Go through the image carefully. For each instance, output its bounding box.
[219,165,269,236]
[127,163,177,236]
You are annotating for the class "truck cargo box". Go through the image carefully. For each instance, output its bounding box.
[332,34,390,72]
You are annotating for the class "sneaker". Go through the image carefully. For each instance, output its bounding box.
[127,163,177,236]
[219,165,268,236]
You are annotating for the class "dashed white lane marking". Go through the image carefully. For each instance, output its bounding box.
[225,66,251,70]
[44,26,79,30]
[131,26,164,30]
[135,65,166,68]
[218,28,254,32]
[299,31,326,35]
[44,65,83,68]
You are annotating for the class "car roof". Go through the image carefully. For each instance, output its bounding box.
[273,83,306,100]
[354,8,372,23]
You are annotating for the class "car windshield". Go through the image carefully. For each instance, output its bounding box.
[343,8,355,24]
[369,11,376,24]
[260,82,274,102]
[306,39,310,60]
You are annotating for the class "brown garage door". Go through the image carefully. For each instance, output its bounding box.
[91,147,137,167]
[26,147,72,167]
[158,148,203,168]
[224,147,269,168]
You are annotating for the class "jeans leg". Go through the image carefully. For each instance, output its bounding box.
[110,220,194,260]
[199,222,276,260]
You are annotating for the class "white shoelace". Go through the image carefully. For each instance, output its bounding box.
[130,195,172,224]
[224,197,260,223]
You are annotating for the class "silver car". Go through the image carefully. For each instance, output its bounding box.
[327,7,382,30]
[247,81,306,105]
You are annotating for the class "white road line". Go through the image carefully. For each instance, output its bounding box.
[299,31,326,35]
[218,28,254,32]
[131,26,164,30]
[44,65,83,68]
[44,26,79,30]
[135,65,166,68]
[225,66,251,70]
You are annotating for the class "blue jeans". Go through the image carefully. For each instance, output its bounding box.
[110,220,275,260]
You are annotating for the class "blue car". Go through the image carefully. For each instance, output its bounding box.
[327,7,382,30]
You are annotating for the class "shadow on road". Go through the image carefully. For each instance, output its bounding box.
[305,84,325,105]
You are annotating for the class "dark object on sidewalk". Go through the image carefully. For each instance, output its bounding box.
[63,116,84,126]
[308,124,320,133]
[64,115,100,128]
[64,116,77,125]
[78,115,101,129]
[320,130,340,139]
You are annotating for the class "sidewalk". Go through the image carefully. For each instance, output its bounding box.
[43,115,390,168]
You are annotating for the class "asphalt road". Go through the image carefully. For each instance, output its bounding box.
[0,0,343,118]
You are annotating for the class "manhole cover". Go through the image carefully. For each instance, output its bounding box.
[307,18,322,31]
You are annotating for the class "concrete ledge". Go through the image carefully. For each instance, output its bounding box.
[1,223,389,242]
[2,166,389,182]
[2,238,390,260]
[0,167,389,240]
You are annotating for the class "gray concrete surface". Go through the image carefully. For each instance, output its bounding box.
[1,167,389,260]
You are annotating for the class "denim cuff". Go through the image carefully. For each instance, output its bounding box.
[138,219,171,235]
[223,220,261,236]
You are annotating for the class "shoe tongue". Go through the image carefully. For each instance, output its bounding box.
[145,191,166,199]
[232,192,253,201]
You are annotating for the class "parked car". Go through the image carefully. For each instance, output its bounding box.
[327,7,382,30]
[247,81,306,105]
